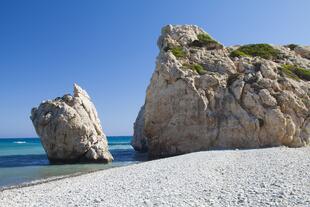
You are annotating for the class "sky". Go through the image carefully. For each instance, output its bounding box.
[0,0,309,138]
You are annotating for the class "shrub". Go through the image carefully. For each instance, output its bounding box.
[279,65,300,81]
[229,44,280,60]
[230,50,250,58]
[193,64,206,75]
[190,33,223,50]
[183,63,206,75]
[293,67,310,81]
[280,64,310,81]
[170,46,186,58]
[287,44,299,51]
[197,33,217,44]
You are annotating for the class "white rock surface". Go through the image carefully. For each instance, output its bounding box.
[132,25,310,158]
[132,105,148,152]
[30,84,113,163]
[1,147,310,207]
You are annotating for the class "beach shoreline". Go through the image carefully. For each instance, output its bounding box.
[0,166,120,192]
[1,147,310,207]
[0,136,143,189]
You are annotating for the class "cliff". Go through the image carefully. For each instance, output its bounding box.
[132,25,310,158]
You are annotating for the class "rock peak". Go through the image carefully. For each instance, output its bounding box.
[73,83,90,99]
[157,24,222,51]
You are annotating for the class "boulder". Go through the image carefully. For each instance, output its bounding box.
[132,25,310,158]
[31,84,113,163]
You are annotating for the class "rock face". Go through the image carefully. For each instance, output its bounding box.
[132,105,148,152]
[31,84,113,163]
[295,46,310,60]
[132,25,310,158]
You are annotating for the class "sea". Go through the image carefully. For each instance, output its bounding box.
[0,136,147,189]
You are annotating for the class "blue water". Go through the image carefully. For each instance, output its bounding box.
[0,137,147,189]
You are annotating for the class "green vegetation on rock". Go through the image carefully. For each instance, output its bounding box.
[229,50,250,58]
[230,44,280,60]
[295,67,310,81]
[170,46,186,58]
[279,65,300,81]
[183,63,206,75]
[279,64,310,81]
[197,33,218,44]
[190,33,223,50]
[287,44,299,51]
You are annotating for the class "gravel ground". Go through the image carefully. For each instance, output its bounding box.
[1,147,310,207]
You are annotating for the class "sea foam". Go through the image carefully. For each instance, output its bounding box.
[13,141,26,144]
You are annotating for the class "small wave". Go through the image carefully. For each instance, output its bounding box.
[13,141,27,144]
[109,142,130,146]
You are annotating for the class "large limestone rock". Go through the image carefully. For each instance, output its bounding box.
[132,105,148,152]
[31,84,113,163]
[133,25,310,158]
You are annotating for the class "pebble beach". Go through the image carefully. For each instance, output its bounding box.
[1,147,310,207]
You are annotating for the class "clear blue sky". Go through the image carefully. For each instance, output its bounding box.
[0,0,309,137]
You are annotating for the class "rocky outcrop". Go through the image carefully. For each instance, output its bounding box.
[31,84,113,163]
[295,46,310,60]
[131,106,148,152]
[132,25,310,158]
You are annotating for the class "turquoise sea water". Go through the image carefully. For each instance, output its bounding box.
[0,136,147,189]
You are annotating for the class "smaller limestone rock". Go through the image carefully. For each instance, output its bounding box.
[30,84,113,163]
